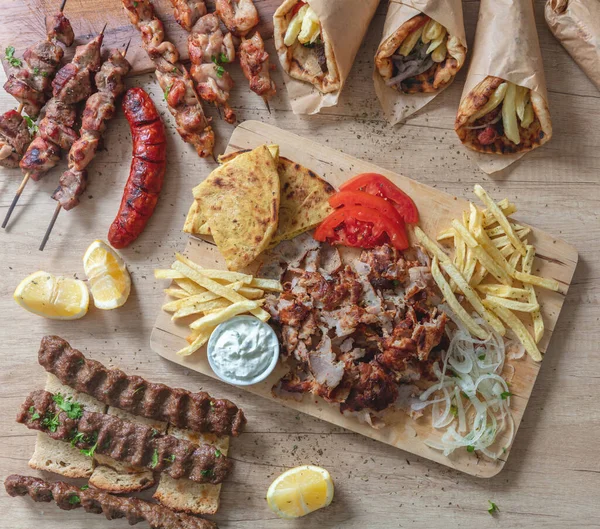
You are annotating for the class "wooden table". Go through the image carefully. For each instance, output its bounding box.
[1,1,599,527]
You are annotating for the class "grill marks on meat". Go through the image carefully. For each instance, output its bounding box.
[239,32,276,100]
[0,110,32,168]
[20,33,104,180]
[5,475,217,529]
[188,14,236,123]
[123,0,214,157]
[3,12,73,118]
[170,0,208,31]
[268,244,448,423]
[38,335,247,436]
[215,0,259,37]
[53,49,131,210]
[19,390,232,484]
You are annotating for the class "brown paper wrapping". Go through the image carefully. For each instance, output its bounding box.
[279,0,379,115]
[460,0,549,174]
[374,0,467,125]
[545,0,600,91]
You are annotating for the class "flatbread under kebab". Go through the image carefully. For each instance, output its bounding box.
[455,76,552,154]
[192,145,280,271]
[375,14,466,94]
[273,0,341,94]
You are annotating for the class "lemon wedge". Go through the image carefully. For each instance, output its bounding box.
[83,240,131,310]
[14,270,89,320]
[267,465,334,519]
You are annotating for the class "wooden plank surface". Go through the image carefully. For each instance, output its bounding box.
[0,0,279,76]
[151,119,578,478]
[1,0,599,527]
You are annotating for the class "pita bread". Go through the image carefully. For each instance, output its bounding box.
[273,0,341,93]
[193,145,280,271]
[455,76,552,154]
[375,15,466,94]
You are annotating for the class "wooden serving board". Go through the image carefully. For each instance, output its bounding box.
[0,0,281,77]
[151,120,578,478]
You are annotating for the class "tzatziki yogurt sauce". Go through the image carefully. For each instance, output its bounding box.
[208,316,279,385]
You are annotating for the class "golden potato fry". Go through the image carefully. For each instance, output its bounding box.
[174,278,206,295]
[485,295,540,313]
[437,228,455,242]
[513,271,560,292]
[431,257,489,340]
[476,284,529,299]
[190,300,265,331]
[155,269,186,280]
[484,300,542,361]
[172,298,231,320]
[237,286,265,299]
[522,245,544,343]
[249,278,284,292]
[509,249,522,270]
[164,288,189,299]
[176,330,212,356]
[162,291,223,312]
[399,26,424,56]
[472,224,515,276]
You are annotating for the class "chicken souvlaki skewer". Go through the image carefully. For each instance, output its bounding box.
[39,45,132,251]
[169,0,207,32]
[213,0,276,112]
[122,0,215,158]
[3,27,104,230]
[188,14,237,124]
[0,1,74,172]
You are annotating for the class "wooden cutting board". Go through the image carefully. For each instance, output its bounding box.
[0,0,281,77]
[150,120,578,478]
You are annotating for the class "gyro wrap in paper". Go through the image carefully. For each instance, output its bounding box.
[545,0,600,91]
[374,0,467,125]
[273,0,379,114]
[456,0,552,174]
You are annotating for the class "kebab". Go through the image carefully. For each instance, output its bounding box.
[123,0,214,158]
[0,2,73,172]
[214,0,277,111]
[169,0,207,32]
[40,46,131,250]
[2,28,104,230]
[188,13,237,124]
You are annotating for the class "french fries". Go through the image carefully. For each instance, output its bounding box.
[156,255,282,356]
[427,185,562,362]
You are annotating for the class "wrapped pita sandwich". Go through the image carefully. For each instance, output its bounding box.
[545,0,600,91]
[374,0,467,123]
[455,0,552,168]
[273,0,379,114]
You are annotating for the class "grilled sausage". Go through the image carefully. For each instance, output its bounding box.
[108,87,166,248]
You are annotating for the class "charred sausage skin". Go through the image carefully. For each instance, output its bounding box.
[108,87,166,248]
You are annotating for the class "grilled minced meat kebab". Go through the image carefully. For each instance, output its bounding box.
[20,31,104,181]
[18,390,232,484]
[39,335,247,436]
[123,0,214,158]
[52,48,131,210]
[3,11,74,118]
[5,475,217,529]
[0,110,32,168]
[188,14,237,124]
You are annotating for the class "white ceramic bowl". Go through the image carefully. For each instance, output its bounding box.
[207,316,280,386]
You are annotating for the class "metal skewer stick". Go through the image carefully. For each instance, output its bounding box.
[264,98,271,114]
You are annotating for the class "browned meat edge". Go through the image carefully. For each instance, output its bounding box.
[38,335,246,436]
[18,390,232,484]
[5,475,217,529]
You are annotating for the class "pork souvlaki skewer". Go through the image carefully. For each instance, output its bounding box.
[0,2,74,170]
[123,0,215,158]
[39,45,132,251]
[188,14,237,124]
[2,27,105,230]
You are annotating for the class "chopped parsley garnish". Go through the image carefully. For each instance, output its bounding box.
[29,406,40,421]
[150,449,159,469]
[53,393,83,420]
[151,428,159,438]
[42,412,60,433]
[133,1,138,6]
[164,454,176,463]
[68,494,81,505]
[214,449,222,458]
[70,431,87,447]
[466,445,475,453]
[201,469,215,478]
[80,485,89,491]
[163,83,172,101]
[5,46,22,68]
[219,52,229,64]
[24,115,37,133]
[215,65,224,78]
[488,500,499,515]
[478,354,486,360]
[450,405,458,417]
[211,55,227,78]
[500,391,513,400]
[209,401,215,410]
[133,386,145,395]
[80,432,99,458]
[460,391,469,399]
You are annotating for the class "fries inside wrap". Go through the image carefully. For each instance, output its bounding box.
[273,0,378,113]
[454,0,552,155]
[375,14,466,94]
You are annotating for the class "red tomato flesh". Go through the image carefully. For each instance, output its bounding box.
[339,173,419,224]
[291,1,306,17]
[314,205,409,250]
[329,190,406,229]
